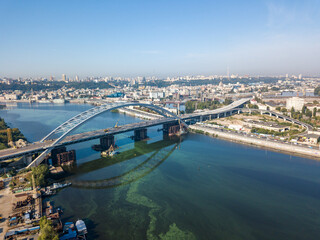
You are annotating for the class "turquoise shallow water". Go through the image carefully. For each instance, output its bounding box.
[2,103,320,239]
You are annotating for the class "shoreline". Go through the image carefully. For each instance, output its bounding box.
[189,125,320,160]
[114,107,320,160]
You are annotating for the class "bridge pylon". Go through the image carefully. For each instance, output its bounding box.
[134,128,148,141]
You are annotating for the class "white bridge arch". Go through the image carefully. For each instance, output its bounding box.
[41,102,184,147]
[26,102,185,168]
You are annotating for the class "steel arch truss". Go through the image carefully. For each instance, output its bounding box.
[41,102,184,146]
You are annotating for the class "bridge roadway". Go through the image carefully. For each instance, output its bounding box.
[0,118,178,161]
[0,98,250,161]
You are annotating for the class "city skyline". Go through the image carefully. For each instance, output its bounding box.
[1,0,320,78]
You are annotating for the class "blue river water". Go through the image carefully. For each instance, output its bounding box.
[1,103,320,239]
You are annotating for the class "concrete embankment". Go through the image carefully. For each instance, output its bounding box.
[189,125,320,159]
[118,108,161,120]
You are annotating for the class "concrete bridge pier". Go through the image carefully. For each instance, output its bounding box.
[51,146,67,165]
[163,122,181,136]
[224,112,227,117]
[134,128,148,141]
[22,154,33,165]
[100,135,115,149]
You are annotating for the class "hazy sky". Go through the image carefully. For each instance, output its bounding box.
[1,0,320,78]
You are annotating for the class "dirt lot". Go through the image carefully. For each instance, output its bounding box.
[0,180,14,240]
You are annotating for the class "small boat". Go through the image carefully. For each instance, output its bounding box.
[51,182,72,190]
[76,219,88,235]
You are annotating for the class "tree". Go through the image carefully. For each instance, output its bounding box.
[32,165,49,187]
[39,217,59,240]
[306,109,312,118]
[314,86,320,96]
[302,105,307,115]
[313,107,317,118]
[291,107,295,116]
[276,107,281,111]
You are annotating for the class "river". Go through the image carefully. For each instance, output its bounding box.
[1,103,320,239]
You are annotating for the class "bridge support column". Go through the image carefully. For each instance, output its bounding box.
[224,112,226,117]
[134,128,148,141]
[22,154,33,165]
[163,121,182,136]
[209,115,211,121]
[238,110,240,114]
[217,113,219,119]
[100,135,115,150]
[269,113,272,117]
[51,146,67,165]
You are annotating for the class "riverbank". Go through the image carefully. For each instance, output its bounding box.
[189,124,320,160]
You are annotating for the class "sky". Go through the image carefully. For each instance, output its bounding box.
[0,0,320,78]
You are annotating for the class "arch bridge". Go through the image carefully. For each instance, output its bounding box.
[27,102,185,168]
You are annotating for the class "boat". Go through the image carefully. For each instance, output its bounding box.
[101,145,119,157]
[51,182,71,190]
[52,99,65,104]
[76,219,88,235]
[60,222,77,240]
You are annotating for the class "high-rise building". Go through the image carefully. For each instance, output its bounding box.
[62,74,66,81]
[75,75,79,81]
[298,74,302,80]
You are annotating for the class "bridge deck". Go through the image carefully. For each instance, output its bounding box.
[0,98,250,161]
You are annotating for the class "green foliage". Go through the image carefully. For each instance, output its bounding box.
[0,118,26,148]
[39,217,59,240]
[302,105,307,114]
[247,103,259,109]
[314,86,320,96]
[224,98,233,105]
[185,99,233,113]
[251,127,302,137]
[192,129,204,134]
[32,165,49,187]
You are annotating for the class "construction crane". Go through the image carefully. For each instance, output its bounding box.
[114,120,119,128]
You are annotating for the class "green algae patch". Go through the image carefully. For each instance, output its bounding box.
[126,180,195,240]
[159,223,196,240]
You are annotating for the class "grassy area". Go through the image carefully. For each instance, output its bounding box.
[185,99,233,113]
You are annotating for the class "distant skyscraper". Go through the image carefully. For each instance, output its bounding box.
[62,74,66,81]
[75,75,79,81]
[227,66,230,79]
[298,74,302,80]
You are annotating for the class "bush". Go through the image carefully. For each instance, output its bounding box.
[32,165,49,187]
[38,217,59,240]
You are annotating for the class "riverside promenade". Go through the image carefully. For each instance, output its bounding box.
[189,124,320,159]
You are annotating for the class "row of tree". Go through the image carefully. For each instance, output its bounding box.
[185,98,233,113]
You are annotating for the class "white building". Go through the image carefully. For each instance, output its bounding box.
[149,91,165,99]
[286,97,305,111]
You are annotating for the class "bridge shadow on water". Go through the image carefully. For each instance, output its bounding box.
[67,136,183,189]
